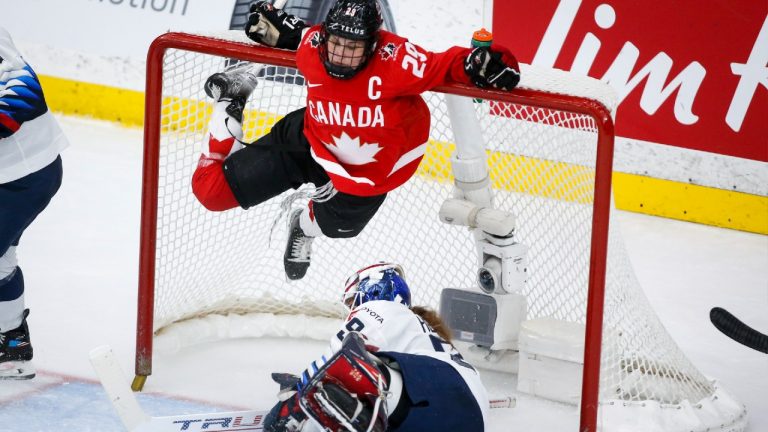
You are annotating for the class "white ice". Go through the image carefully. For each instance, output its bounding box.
[0,115,764,431]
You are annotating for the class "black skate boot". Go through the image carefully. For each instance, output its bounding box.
[0,309,35,380]
[204,63,259,123]
[284,209,314,281]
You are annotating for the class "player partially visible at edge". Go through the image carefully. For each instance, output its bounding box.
[191,0,520,281]
[262,262,489,431]
[0,26,68,380]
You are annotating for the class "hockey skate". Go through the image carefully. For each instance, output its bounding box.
[284,209,314,281]
[203,63,259,123]
[0,309,35,380]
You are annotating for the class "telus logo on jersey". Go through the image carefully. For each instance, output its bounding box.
[308,101,384,128]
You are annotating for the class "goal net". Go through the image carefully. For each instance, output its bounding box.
[136,31,746,431]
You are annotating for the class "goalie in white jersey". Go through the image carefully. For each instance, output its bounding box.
[264,262,489,432]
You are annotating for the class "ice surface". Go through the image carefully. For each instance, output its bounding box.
[1,115,763,431]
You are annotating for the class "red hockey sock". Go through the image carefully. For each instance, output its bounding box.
[191,156,239,211]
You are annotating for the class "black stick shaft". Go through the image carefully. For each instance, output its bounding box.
[710,307,768,354]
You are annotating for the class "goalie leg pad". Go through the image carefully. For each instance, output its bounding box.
[299,333,388,432]
[306,378,382,432]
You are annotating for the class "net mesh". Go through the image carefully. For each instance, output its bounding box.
[148,35,714,409]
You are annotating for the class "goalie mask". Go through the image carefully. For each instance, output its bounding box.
[342,262,411,310]
[320,0,383,79]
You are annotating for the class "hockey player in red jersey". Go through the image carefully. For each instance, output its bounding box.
[192,0,520,281]
[262,262,489,432]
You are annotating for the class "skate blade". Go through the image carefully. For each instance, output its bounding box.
[0,360,36,380]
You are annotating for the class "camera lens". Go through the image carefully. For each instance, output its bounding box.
[477,267,496,294]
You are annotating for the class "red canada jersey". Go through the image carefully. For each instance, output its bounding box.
[295,26,472,196]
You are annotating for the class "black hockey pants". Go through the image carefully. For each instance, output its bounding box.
[222,108,386,238]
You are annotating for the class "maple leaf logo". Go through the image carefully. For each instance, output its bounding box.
[308,31,321,47]
[323,132,382,165]
[379,42,400,61]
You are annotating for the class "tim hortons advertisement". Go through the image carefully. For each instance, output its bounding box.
[493,0,767,162]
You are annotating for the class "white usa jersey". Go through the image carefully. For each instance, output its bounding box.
[329,300,489,423]
[0,26,68,183]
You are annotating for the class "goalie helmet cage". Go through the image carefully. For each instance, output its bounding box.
[135,32,747,432]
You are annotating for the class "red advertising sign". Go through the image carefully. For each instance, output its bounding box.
[493,0,767,162]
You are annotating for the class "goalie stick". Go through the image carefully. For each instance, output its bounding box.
[90,345,269,432]
[709,307,768,354]
[91,346,515,432]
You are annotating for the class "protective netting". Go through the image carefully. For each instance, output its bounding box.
[143,33,745,429]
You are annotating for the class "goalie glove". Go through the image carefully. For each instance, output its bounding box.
[464,45,521,91]
[245,1,307,50]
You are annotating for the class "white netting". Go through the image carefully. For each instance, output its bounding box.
[143,32,745,431]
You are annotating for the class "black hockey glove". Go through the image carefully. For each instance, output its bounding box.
[245,1,307,50]
[464,45,521,91]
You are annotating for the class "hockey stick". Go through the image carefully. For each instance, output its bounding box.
[91,345,515,431]
[89,346,151,431]
[90,345,269,432]
[710,307,768,354]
